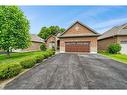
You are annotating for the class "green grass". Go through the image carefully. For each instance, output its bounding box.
[0,51,44,64]
[99,52,127,64]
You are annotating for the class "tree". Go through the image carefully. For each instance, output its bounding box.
[0,6,31,56]
[38,26,65,39]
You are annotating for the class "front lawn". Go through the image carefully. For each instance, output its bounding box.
[0,51,44,64]
[99,52,127,64]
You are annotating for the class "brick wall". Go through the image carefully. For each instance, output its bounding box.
[23,41,42,51]
[60,37,97,53]
[63,23,96,36]
[97,37,117,51]
[117,35,127,43]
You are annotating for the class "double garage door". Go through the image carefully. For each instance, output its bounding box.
[65,41,90,52]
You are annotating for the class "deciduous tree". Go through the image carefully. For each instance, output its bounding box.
[0,6,31,56]
[38,26,65,39]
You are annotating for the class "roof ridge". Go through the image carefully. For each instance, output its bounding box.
[98,23,127,40]
[116,23,127,34]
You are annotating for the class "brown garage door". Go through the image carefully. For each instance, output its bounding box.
[65,41,90,52]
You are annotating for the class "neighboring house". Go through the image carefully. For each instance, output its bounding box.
[45,32,61,50]
[46,21,100,53]
[13,34,44,52]
[98,24,127,54]
[45,35,56,49]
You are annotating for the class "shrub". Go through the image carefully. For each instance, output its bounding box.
[46,49,55,56]
[48,49,55,56]
[0,63,22,79]
[108,43,121,54]
[20,58,36,69]
[40,43,46,51]
[41,49,55,59]
[42,52,50,58]
[35,55,45,63]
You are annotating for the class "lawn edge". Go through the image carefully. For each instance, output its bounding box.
[98,53,127,64]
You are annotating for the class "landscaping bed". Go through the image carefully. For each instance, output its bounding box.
[99,52,127,64]
[0,49,55,80]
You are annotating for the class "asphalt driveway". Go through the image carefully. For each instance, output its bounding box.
[4,53,127,89]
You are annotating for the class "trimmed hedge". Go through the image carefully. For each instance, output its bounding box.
[20,57,36,69]
[46,49,55,56]
[0,63,22,79]
[42,49,55,58]
[20,49,55,69]
[42,52,50,58]
[0,49,55,79]
[35,55,45,63]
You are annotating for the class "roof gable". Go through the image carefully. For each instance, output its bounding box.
[60,21,99,37]
[45,35,56,42]
[98,24,127,40]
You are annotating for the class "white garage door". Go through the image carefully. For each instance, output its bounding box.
[120,41,127,54]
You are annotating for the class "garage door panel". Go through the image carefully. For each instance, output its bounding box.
[120,41,127,54]
[65,42,90,52]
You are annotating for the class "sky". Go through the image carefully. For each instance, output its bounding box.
[20,6,127,34]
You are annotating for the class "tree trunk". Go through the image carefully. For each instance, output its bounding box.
[7,49,10,57]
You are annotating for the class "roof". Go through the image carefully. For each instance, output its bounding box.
[55,32,63,37]
[98,23,127,40]
[45,35,56,42]
[31,34,44,43]
[59,21,100,38]
[59,34,100,38]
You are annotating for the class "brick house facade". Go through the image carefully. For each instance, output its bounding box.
[24,34,44,51]
[98,24,127,54]
[58,21,100,53]
[45,35,56,49]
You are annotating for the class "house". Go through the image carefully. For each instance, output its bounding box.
[13,34,44,52]
[45,32,61,50]
[98,24,127,54]
[46,21,100,53]
[24,34,44,51]
[45,35,56,49]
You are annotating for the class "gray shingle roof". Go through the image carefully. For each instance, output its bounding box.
[98,24,127,40]
[31,34,44,42]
